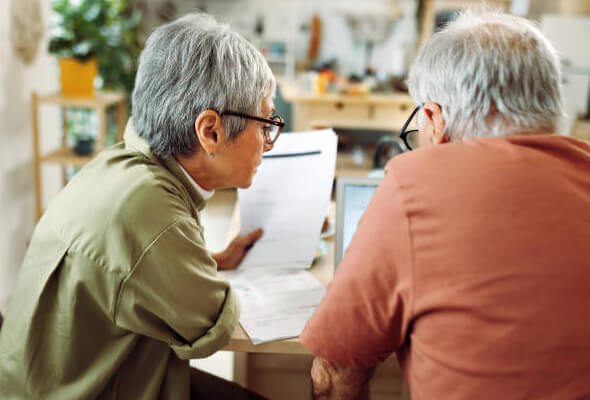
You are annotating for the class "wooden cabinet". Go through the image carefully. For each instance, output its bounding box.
[284,92,414,177]
[31,91,126,219]
[573,118,590,141]
[289,93,414,132]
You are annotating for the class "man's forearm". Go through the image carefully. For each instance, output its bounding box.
[310,356,375,400]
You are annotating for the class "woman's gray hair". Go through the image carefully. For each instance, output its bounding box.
[408,9,565,140]
[132,13,276,157]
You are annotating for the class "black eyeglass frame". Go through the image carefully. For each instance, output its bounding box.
[399,105,421,151]
[221,110,285,144]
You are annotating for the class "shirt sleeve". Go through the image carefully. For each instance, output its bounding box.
[113,217,239,360]
[300,168,414,367]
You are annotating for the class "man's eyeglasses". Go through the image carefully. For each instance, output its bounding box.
[222,111,285,145]
[399,105,421,151]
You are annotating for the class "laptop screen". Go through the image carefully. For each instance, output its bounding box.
[335,177,380,267]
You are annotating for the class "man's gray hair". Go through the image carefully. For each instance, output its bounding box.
[132,13,276,157]
[408,9,565,140]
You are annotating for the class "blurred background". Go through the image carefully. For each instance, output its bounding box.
[1,1,590,397]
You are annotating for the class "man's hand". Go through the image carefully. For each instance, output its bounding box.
[213,228,263,270]
[310,356,374,400]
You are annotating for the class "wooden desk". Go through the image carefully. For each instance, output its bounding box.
[219,202,406,399]
[224,251,333,355]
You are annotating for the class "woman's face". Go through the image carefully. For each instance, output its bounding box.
[216,96,275,188]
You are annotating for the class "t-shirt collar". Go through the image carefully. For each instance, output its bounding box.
[124,119,211,210]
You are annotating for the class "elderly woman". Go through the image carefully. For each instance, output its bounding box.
[0,13,279,399]
[301,10,590,400]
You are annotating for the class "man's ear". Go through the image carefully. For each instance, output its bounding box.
[194,110,226,156]
[422,102,447,145]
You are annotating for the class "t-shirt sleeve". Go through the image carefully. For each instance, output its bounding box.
[300,169,413,367]
[113,217,239,360]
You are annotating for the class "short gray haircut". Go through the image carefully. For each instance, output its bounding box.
[408,9,565,140]
[132,13,276,157]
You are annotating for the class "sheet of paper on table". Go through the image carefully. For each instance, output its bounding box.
[221,269,326,345]
[226,129,337,345]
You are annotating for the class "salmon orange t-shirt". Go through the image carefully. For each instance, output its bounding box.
[301,134,590,399]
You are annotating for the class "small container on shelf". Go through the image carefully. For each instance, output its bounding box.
[31,91,127,219]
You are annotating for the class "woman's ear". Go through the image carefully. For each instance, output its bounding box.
[194,110,226,156]
[422,102,447,145]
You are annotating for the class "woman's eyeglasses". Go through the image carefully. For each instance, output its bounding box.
[222,111,285,145]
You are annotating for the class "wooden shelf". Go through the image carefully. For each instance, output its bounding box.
[40,147,95,167]
[36,91,125,108]
[32,91,127,219]
[573,119,590,141]
[309,119,400,131]
[287,91,413,105]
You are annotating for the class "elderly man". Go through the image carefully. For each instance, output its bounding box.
[0,13,281,399]
[301,10,590,400]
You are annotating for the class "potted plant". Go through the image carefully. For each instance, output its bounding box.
[48,0,141,98]
[49,0,141,155]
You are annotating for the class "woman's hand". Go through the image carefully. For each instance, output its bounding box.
[213,228,263,270]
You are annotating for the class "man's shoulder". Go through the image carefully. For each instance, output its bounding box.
[388,136,506,168]
[386,134,590,178]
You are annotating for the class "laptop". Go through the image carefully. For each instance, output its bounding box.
[334,177,381,267]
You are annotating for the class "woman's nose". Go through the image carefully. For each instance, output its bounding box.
[263,141,274,152]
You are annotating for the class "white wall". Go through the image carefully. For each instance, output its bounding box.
[0,0,60,312]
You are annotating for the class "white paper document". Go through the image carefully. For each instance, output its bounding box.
[222,269,326,345]
[238,129,337,270]
[227,130,337,344]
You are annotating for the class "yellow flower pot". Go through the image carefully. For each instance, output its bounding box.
[59,57,97,97]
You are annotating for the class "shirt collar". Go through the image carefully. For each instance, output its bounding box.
[178,164,215,201]
[124,119,210,210]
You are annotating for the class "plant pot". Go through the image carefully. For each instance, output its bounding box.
[59,57,97,97]
[73,137,95,156]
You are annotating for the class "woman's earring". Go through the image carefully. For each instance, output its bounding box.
[209,152,216,159]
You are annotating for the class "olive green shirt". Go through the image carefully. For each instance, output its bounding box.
[0,123,239,399]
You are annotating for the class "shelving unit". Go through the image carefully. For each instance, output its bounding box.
[259,39,295,79]
[31,91,126,219]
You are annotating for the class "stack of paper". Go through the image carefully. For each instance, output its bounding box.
[226,129,337,344]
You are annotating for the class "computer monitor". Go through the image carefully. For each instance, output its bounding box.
[335,177,381,267]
